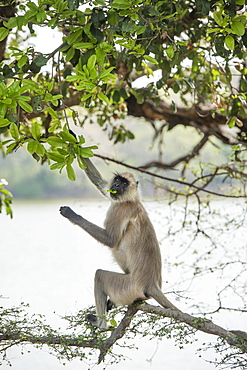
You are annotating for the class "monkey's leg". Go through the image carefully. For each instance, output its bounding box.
[93,269,144,329]
[93,269,109,329]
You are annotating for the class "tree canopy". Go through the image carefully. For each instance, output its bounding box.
[0,0,247,368]
[0,0,247,202]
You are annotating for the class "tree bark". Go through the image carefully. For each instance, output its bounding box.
[126,94,247,146]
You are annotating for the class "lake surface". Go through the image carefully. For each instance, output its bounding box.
[1,199,246,370]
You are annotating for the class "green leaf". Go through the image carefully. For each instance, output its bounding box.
[9,122,19,140]
[111,0,129,9]
[59,130,77,143]
[36,143,45,156]
[231,21,245,36]
[81,93,93,102]
[213,10,223,27]
[50,162,64,170]
[47,152,65,163]
[225,35,235,50]
[22,80,39,90]
[77,157,87,170]
[110,318,117,327]
[66,75,80,82]
[18,100,33,113]
[0,98,12,105]
[107,10,118,25]
[66,29,82,45]
[94,0,106,5]
[17,95,31,102]
[166,45,174,59]
[136,26,146,35]
[36,10,46,23]
[79,146,98,158]
[17,55,28,68]
[66,164,76,181]
[6,17,17,29]
[78,135,86,145]
[47,136,64,147]
[27,140,38,154]
[240,77,247,91]
[0,27,9,42]
[0,119,10,127]
[6,142,17,154]
[65,47,75,62]
[144,55,158,65]
[31,122,41,140]
[99,67,115,79]
[195,0,210,15]
[87,54,97,71]
[227,116,236,128]
[73,42,95,49]
[98,92,110,104]
[33,54,48,67]
[0,82,7,95]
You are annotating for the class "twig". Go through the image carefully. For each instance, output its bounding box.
[141,134,209,170]
[94,153,246,198]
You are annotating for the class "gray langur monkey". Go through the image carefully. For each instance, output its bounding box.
[60,158,179,328]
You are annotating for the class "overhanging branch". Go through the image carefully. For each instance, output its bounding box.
[94,153,247,198]
[126,95,247,146]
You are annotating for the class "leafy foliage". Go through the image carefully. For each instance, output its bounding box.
[0,178,12,217]
[0,0,246,184]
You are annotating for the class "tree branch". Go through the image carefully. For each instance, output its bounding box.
[94,153,247,198]
[126,95,247,145]
[1,303,246,365]
[138,303,247,354]
[140,134,209,170]
[97,304,139,363]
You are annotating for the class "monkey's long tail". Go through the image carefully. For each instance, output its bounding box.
[150,287,180,311]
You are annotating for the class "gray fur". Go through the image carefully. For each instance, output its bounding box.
[60,162,179,328]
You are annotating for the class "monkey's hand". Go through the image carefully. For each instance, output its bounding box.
[60,206,81,222]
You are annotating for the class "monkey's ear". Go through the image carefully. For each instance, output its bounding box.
[136,181,139,187]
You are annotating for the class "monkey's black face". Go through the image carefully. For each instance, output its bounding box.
[110,175,129,200]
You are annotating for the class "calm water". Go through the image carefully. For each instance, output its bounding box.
[1,200,246,370]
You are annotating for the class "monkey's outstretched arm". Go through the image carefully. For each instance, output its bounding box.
[83,158,108,198]
[60,206,113,247]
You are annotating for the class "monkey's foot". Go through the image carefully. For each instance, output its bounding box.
[86,313,98,326]
[86,314,108,329]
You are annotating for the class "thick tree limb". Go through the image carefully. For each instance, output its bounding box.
[138,304,247,353]
[1,303,246,365]
[126,95,247,145]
